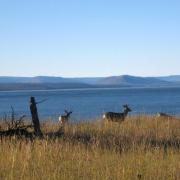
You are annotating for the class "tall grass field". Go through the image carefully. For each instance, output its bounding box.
[0,116,180,180]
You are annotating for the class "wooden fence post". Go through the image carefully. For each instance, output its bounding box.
[30,97,42,136]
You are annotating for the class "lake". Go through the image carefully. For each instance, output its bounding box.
[0,87,180,122]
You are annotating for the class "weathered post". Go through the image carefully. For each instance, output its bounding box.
[30,97,42,136]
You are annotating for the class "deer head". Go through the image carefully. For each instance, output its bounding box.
[123,105,132,113]
[64,110,73,117]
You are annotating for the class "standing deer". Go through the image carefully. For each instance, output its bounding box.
[103,105,132,122]
[59,110,72,125]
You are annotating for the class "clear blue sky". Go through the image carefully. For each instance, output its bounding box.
[0,0,179,77]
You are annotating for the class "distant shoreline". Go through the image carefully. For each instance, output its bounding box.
[0,85,180,93]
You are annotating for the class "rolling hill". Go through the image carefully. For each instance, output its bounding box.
[0,75,180,90]
[96,75,176,87]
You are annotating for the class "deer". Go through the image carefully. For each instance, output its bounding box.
[103,105,132,122]
[59,110,72,125]
[157,112,174,119]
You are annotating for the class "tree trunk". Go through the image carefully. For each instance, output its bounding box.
[30,97,42,136]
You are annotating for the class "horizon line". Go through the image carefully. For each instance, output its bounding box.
[0,74,179,78]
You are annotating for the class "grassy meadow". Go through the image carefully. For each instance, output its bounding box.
[0,116,180,180]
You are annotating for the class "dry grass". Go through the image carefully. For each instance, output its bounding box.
[0,116,180,180]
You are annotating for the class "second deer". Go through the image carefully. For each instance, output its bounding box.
[103,105,132,122]
[59,110,72,125]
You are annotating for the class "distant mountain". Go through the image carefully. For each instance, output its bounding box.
[0,77,32,83]
[0,75,180,91]
[96,75,177,87]
[157,75,180,82]
[72,77,103,84]
[0,76,74,83]
[0,76,102,84]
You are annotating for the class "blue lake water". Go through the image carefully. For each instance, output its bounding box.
[0,87,180,122]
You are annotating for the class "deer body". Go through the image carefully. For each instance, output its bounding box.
[59,110,72,125]
[103,105,131,122]
[157,112,172,118]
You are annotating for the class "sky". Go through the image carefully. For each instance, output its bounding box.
[0,0,180,77]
